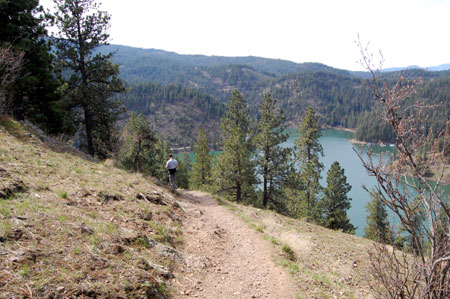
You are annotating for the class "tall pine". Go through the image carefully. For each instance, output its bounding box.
[321,161,355,233]
[294,106,324,220]
[119,113,157,174]
[177,153,192,189]
[0,0,69,134]
[52,0,124,157]
[212,90,256,202]
[365,191,390,243]
[190,127,212,189]
[254,94,292,209]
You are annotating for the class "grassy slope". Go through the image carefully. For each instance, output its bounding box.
[1,116,384,298]
[217,198,375,299]
[0,117,184,298]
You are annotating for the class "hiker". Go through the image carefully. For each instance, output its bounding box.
[165,154,178,189]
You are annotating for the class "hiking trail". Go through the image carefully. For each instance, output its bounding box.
[174,190,298,299]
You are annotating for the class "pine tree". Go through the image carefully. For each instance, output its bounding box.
[119,113,157,174]
[0,0,69,134]
[52,0,125,157]
[294,106,324,220]
[177,153,191,189]
[254,94,292,209]
[365,191,390,243]
[190,127,212,189]
[321,161,355,233]
[212,90,256,202]
[152,138,170,183]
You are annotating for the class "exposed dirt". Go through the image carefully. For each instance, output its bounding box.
[174,190,299,299]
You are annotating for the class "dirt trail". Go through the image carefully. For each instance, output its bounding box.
[174,190,298,299]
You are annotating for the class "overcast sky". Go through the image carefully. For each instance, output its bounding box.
[41,0,450,71]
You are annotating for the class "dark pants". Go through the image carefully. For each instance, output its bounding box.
[168,170,177,189]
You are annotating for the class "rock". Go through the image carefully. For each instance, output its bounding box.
[98,193,124,203]
[143,212,153,221]
[110,244,125,255]
[155,243,184,263]
[144,261,173,279]
[136,192,167,205]
[0,168,27,199]
[79,223,94,235]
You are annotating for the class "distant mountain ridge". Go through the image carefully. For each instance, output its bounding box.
[101,44,450,146]
[382,63,450,72]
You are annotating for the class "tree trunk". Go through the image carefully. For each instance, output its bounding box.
[84,107,95,156]
[236,181,241,203]
[134,139,142,172]
[263,173,268,208]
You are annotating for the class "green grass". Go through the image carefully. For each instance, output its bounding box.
[255,224,265,233]
[313,273,332,287]
[21,264,30,277]
[149,221,171,244]
[136,236,150,247]
[281,244,296,261]
[278,258,299,275]
[0,202,10,217]
[0,116,25,138]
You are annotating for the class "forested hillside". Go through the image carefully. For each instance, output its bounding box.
[104,44,449,145]
[120,82,225,147]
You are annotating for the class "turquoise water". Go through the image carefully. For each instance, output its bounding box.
[285,128,449,236]
[285,128,382,236]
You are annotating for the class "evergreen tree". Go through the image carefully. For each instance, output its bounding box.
[212,90,256,202]
[119,113,157,174]
[152,138,170,183]
[395,198,426,254]
[294,106,324,220]
[321,161,355,233]
[365,191,390,243]
[254,94,292,209]
[177,153,191,189]
[190,127,212,189]
[52,0,125,157]
[0,0,70,134]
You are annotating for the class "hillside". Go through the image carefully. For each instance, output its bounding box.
[121,82,225,147]
[106,45,450,146]
[0,117,378,298]
[0,117,184,297]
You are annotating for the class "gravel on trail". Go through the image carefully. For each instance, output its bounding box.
[175,190,298,299]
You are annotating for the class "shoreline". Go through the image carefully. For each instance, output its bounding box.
[323,126,356,133]
[349,138,367,145]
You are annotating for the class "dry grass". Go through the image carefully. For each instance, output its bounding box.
[0,117,185,298]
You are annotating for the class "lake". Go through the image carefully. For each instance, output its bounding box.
[285,128,380,236]
[285,128,450,236]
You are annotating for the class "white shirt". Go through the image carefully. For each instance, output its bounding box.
[166,158,178,169]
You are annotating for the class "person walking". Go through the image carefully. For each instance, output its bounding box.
[165,154,178,189]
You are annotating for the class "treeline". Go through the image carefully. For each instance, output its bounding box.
[108,44,450,144]
[180,91,356,234]
[120,82,225,147]
[355,77,450,144]
[0,0,125,158]
[122,82,225,119]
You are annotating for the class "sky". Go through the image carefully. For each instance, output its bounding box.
[40,0,450,71]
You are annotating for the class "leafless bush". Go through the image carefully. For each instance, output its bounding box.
[355,36,450,298]
[0,46,24,114]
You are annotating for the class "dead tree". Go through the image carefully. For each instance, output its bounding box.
[355,36,450,298]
